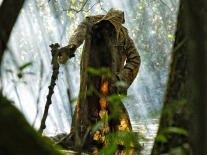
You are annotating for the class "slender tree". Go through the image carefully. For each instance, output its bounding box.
[0,2,62,154]
[0,0,25,63]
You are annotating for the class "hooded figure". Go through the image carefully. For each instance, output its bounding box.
[59,8,141,147]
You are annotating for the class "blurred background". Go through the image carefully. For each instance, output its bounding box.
[0,0,179,143]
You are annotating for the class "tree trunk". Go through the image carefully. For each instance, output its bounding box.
[151,0,207,154]
[186,0,207,154]
[0,92,62,154]
[151,1,192,154]
[0,0,25,63]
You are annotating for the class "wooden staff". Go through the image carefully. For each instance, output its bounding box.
[38,43,60,134]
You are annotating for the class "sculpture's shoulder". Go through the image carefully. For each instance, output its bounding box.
[85,15,104,23]
[121,26,129,35]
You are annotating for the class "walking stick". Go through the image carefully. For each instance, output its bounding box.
[38,43,60,134]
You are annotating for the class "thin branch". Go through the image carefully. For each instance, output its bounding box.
[98,0,107,13]
[62,0,103,14]
[67,88,74,120]
[83,2,99,13]
[62,0,90,14]
[172,37,187,53]
[160,0,173,14]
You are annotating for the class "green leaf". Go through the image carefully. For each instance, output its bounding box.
[107,94,126,103]
[168,34,175,41]
[170,147,186,155]
[155,133,168,143]
[19,62,32,71]
[87,67,111,77]
[87,67,100,75]
[163,127,188,136]
[99,142,117,155]
[17,73,23,79]
[91,121,102,134]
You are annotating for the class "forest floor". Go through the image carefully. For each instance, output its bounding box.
[60,118,159,155]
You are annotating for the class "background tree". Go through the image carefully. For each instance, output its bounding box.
[151,0,207,154]
[0,1,62,154]
[0,0,24,63]
[187,0,207,154]
[1,0,180,154]
[0,92,62,154]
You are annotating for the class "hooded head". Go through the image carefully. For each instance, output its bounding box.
[95,8,125,39]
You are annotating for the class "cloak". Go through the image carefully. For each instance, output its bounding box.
[59,8,141,142]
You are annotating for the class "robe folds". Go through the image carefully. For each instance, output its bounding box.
[59,8,141,143]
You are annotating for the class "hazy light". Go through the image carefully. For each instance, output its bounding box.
[0,0,3,6]
[1,0,179,139]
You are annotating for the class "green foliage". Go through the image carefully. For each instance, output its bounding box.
[1,0,179,154]
[107,94,126,103]
[98,140,118,155]
[6,61,33,80]
[155,127,188,143]
[6,62,33,82]
[87,67,111,78]
[91,93,143,154]
[155,133,168,143]
[155,99,188,144]
[98,131,141,155]
[19,62,33,71]
[0,92,62,155]
[170,147,186,155]
[163,127,188,136]
[18,62,33,79]
[162,98,187,126]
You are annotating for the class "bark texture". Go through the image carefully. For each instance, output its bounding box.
[151,2,192,154]
[186,0,207,154]
[152,0,207,154]
[58,8,141,149]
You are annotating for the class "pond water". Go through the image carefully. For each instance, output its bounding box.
[61,118,159,155]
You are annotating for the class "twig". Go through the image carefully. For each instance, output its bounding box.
[98,0,107,13]
[62,0,103,14]
[67,88,74,120]
[38,43,60,134]
[62,0,90,13]
[172,37,187,53]
[84,2,99,13]
[160,0,173,14]
[81,126,91,148]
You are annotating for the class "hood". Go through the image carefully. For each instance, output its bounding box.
[95,8,125,39]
